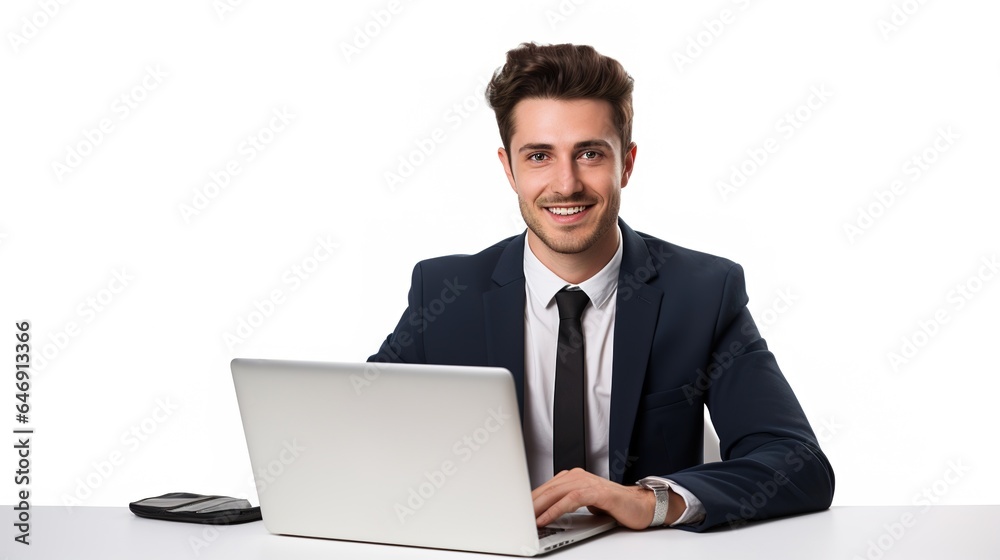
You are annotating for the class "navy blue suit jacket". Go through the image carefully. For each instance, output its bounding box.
[369,219,834,531]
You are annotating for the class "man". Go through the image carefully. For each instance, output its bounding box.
[369,42,834,532]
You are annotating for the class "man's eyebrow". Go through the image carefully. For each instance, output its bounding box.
[573,139,614,150]
[518,143,554,153]
[517,139,614,153]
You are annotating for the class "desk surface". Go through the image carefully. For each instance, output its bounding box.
[7,505,1000,559]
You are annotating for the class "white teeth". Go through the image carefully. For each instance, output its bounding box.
[547,206,587,216]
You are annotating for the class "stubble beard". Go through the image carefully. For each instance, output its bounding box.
[518,191,620,255]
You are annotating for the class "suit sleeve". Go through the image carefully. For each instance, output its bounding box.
[665,263,835,532]
[367,263,427,364]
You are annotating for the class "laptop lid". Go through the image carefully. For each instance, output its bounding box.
[231,358,547,555]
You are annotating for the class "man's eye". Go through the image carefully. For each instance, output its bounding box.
[581,151,599,160]
[529,153,547,162]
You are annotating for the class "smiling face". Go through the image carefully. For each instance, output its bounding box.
[499,97,636,278]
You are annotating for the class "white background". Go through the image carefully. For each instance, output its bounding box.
[1,0,997,512]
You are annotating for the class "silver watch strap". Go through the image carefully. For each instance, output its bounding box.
[638,479,669,527]
[649,486,668,526]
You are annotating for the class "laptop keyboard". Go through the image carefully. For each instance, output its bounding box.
[537,526,566,539]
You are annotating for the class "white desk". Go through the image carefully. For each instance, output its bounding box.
[6,505,999,559]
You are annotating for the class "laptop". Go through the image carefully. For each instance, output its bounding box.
[231,358,618,556]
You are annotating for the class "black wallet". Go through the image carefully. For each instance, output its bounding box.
[129,492,262,525]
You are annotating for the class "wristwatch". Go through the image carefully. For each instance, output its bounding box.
[636,477,671,527]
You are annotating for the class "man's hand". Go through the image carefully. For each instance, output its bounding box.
[531,469,685,530]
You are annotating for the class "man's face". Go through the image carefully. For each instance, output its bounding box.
[499,98,636,259]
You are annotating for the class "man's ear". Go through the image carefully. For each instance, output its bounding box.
[620,142,637,188]
[498,147,517,191]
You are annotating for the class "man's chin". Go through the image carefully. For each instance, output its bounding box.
[530,227,600,255]
[522,204,618,257]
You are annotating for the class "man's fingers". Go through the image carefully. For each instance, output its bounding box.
[531,468,584,501]
[532,478,576,518]
[534,472,656,530]
[536,492,588,527]
[531,469,595,517]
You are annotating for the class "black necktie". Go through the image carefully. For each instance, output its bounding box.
[553,288,590,474]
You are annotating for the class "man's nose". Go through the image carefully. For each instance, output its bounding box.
[552,157,583,195]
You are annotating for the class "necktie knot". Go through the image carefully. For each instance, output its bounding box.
[555,289,590,320]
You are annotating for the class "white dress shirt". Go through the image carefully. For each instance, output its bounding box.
[522,225,705,526]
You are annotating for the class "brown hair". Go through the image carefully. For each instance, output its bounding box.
[485,42,634,163]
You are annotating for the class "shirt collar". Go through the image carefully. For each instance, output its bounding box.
[523,224,623,310]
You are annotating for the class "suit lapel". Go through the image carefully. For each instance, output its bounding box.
[484,233,528,422]
[609,220,664,483]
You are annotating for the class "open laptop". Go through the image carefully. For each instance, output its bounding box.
[231,358,618,556]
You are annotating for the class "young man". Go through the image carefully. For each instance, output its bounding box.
[369,43,834,531]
